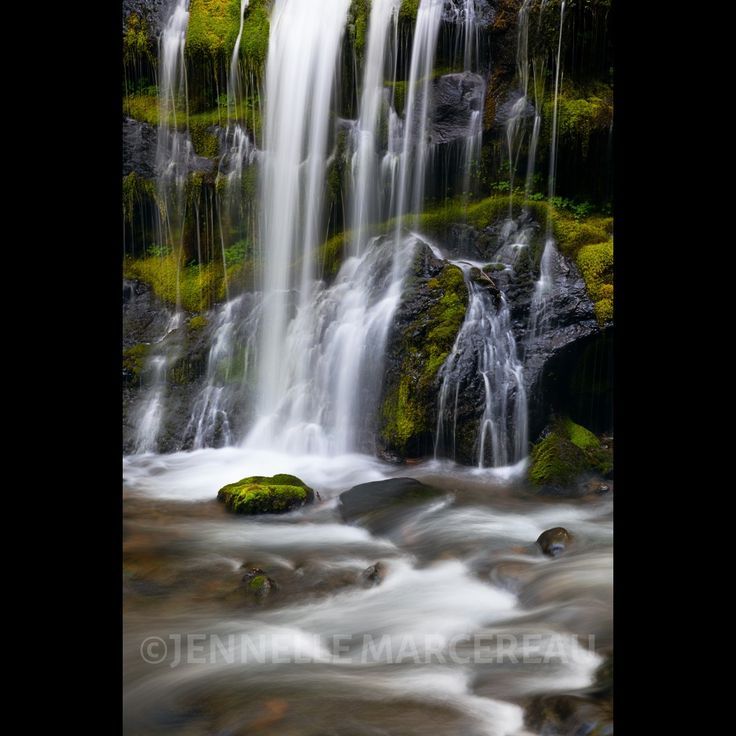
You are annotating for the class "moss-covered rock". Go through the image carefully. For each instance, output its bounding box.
[122,343,150,378]
[576,240,613,326]
[380,259,468,455]
[529,417,612,487]
[217,473,315,514]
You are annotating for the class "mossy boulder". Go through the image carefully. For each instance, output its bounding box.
[529,417,612,488]
[379,251,468,457]
[217,473,315,514]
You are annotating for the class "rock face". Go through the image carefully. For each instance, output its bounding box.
[378,245,468,459]
[218,474,315,515]
[429,72,486,145]
[339,478,443,524]
[123,0,168,36]
[123,118,158,179]
[536,527,573,557]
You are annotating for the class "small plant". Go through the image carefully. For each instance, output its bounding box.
[147,243,172,257]
[224,239,249,266]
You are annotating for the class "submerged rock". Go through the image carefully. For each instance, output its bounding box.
[536,527,573,557]
[241,567,278,599]
[361,562,386,588]
[218,474,315,515]
[339,478,443,523]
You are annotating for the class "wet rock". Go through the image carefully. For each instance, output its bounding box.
[241,568,278,599]
[123,118,157,179]
[525,693,611,736]
[429,72,486,145]
[361,562,386,588]
[123,0,168,36]
[218,474,315,515]
[339,478,443,523]
[537,527,573,557]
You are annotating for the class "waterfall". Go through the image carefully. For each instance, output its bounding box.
[529,0,567,339]
[432,248,527,469]
[349,0,402,257]
[132,1,192,453]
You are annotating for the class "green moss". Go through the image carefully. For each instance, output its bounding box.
[543,82,613,156]
[189,121,221,159]
[217,473,315,514]
[122,343,150,376]
[576,240,613,326]
[124,12,154,64]
[187,0,242,57]
[380,263,468,451]
[123,252,229,312]
[319,231,349,280]
[248,575,267,590]
[188,315,209,331]
[349,0,369,60]
[399,0,420,22]
[187,0,270,71]
[529,417,612,487]
[123,172,158,223]
[238,0,271,70]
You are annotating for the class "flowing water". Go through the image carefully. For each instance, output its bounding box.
[124,449,612,735]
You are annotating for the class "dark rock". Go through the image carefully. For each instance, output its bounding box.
[339,477,444,524]
[537,527,573,557]
[361,562,386,588]
[525,693,611,736]
[429,72,486,145]
[123,118,158,179]
[442,0,494,26]
[123,0,168,36]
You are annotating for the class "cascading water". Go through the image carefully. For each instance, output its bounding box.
[132,0,192,453]
[432,243,528,469]
[529,0,567,340]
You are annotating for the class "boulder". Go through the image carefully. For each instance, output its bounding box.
[339,477,443,523]
[429,72,486,145]
[218,474,315,515]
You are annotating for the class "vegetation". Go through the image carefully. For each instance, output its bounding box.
[529,417,612,486]
[576,240,614,325]
[217,474,314,514]
[380,263,468,452]
[122,343,150,377]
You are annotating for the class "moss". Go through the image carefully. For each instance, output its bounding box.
[188,315,209,331]
[123,172,158,223]
[189,121,221,159]
[124,12,154,64]
[349,0,370,60]
[122,343,150,376]
[238,0,271,70]
[543,82,613,156]
[319,231,349,280]
[187,0,243,57]
[248,575,267,590]
[576,240,613,326]
[398,0,420,23]
[380,263,468,451]
[483,263,506,273]
[187,0,270,71]
[217,473,315,514]
[123,252,229,312]
[529,417,612,487]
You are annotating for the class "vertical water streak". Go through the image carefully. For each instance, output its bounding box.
[249,0,353,438]
[228,0,251,122]
[529,0,566,340]
[133,1,191,454]
[433,254,527,468]
[349,0,402,257]
[394,0,444,251]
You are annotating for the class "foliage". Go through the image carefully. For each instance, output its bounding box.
[576,240,613,325]
[223,239,249,267]
[122,343,150,376]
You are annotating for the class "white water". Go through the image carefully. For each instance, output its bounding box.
[124,448,611,734]
[431,244,527,468]
[253,0,353,429]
